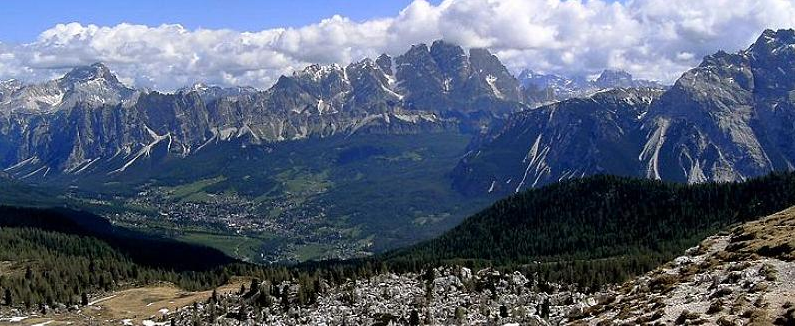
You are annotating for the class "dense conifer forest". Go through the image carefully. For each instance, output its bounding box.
[384,172,795,287]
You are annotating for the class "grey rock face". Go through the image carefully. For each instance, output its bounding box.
[395,42,525,116]
[453,88,663,195]
[0,79,22,102]
[0,63,140,114]
[518,70,591,98]
[454,29,795,195]
[0,41,524,180]
[640,28,795,183]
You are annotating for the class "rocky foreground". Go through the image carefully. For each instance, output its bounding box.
[164,207,795,326]
[165,267,589,325]
[578,206,795,325]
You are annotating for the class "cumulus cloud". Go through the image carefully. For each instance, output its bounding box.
[0,0,794,90]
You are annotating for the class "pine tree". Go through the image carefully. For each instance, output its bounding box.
[248,279,259,296]
[281,290,290,310]
[539,298,550,319]
[409,309,420,325]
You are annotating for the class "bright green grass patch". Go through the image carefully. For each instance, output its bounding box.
[166,176,227,201]
[295,243,332,262]
[177,231,271,263]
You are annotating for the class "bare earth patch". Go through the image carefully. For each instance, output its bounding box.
[0,279,247,326]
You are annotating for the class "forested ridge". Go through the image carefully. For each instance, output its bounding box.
[383,172,795,286]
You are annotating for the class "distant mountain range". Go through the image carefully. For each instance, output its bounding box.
[2,29,795,200]
[0,41,529,181]
[518,68,665,105]
[453,29,795,195]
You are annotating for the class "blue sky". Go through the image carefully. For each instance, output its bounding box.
[0,0,441,43]
[0,0,791,90]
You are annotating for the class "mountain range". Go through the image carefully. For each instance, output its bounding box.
[0,40,528,182]
[6,31,791,195]
[453,29,795,195]
[518,68,664,105]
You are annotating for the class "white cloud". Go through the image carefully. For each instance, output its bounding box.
[0,0,793,90]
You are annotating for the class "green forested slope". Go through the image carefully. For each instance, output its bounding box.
[384,173,795,286]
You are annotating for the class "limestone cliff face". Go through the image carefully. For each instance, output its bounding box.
[453,29,795,196]
[638,29,795,184]
[452,88,663,195]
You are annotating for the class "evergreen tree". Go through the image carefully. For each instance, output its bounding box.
[248,279,259,296]
[210,288,218,303]
[539,298,550,319]
[409,309,420,325]
[281,289,290,309]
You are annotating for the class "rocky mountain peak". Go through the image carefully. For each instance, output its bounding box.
[467,48,505,75]
[518,68,664,104]
[461,29,795,196]
[0,38,530,178]
[177,82,258,103]
[468,48,522,101]
[0,78,22,89]
[375,54,393,75]
[429,40,466,61]
[594,69,634,88]
[404,43,431,57]
[749,28,795,55]
[517,69,546,81]
[295,63,346,82]
[518,69,587,89]
[0,79,22,100]
[429,40,471,92]
[60,62,119,85]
